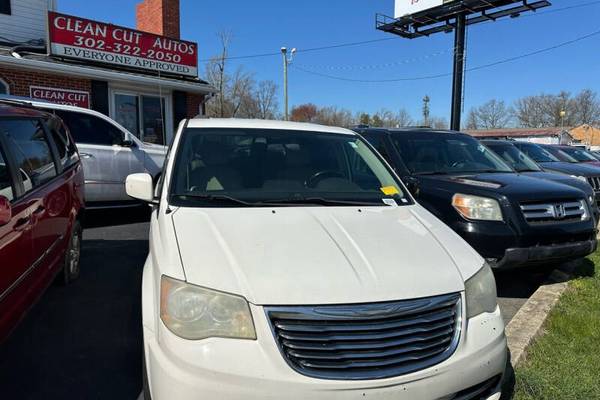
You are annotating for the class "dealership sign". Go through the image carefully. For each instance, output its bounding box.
[395,0,455,17]
[30,86,90,108]
[47,12,198,77]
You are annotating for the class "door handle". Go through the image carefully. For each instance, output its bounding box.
[33,205,45,216]
[80,153,95,159]
[14,215,31,231]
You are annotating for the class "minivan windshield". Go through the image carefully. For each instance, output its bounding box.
[484,143,542,172]
[391,132,513,175]
[170,128,409,207]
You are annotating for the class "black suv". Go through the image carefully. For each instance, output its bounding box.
[355,127,597,270]
[512,141,600,206]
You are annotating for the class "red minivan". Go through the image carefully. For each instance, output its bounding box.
[0,101,85,342]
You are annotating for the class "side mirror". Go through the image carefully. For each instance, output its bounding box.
[121,139,135,148]
[126,173,157,204]
[403,176,420,197]
[0,196,12,226]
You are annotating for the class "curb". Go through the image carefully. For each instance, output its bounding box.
[505,269,571,366]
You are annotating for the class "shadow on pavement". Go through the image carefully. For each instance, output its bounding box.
[84,206,151,229]
[0,238,147,400]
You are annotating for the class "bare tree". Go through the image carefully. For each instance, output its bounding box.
[465,108,479,130]
[468,99,513,129]
[515,95,550,128]
[254,80,279,119]
[574,89,600,125]
[396,108,414,127]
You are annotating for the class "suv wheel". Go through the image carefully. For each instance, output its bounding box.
[62,220,82,284]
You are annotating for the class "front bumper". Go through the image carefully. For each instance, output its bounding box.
[491,239,597,270]
[143,303,507,400]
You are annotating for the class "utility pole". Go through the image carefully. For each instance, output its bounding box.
[450,13,466,131]
[281,47,296,121]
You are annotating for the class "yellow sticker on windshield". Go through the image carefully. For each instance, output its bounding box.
[380,186,399,196]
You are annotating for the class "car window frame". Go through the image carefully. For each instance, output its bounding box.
[53,109,127,147]
[166,127,415,207]
[0,116,62,200]
[0,128,17,202]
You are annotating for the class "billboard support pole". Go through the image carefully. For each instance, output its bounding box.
[450,12,466,131]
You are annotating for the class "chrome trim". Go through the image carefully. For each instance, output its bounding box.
[0,235,64,303]
[520,200,588,223]
[265,293,462,380]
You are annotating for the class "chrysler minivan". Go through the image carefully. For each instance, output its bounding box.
[127,119,506,400]
[0,101,84,342]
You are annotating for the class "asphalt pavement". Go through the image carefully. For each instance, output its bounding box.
[0,208,551,399]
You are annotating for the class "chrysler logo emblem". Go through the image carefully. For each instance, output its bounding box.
[553,204,566,219]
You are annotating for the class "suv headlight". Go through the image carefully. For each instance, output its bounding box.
[452,194,503,221]
[465,263,498,319]
[570,175,588,183]
[160,276,256,340]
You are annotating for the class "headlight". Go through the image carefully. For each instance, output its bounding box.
[452,194,503,221]
[160,276,256,340]
[570,175,588,183]
[465,263,498,319]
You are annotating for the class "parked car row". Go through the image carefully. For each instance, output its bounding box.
[1,96,598,400]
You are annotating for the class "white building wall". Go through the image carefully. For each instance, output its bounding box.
[0,0,55,44]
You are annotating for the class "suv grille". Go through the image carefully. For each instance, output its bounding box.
[520,200,588,224]
[587,176,600,192]
[266,293,461,380]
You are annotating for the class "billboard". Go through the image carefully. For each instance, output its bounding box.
[30,86,90,108]
[395,0,456,18]
[47,12,198,78]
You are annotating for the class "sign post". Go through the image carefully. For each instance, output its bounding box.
[378,0,552,131]
[47,11,198,78]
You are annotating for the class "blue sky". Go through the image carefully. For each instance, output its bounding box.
[58,0,600,121]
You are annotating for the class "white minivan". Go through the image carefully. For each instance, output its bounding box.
[126,118,507,400]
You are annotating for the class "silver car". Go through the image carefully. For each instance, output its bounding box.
[4,97,167,208]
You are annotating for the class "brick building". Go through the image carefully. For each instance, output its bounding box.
[0,0,214,145]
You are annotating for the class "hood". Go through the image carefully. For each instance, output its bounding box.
[522,171,594,197]
[540,162,600,177]
[419,172,585,202]
[171,205,479,305]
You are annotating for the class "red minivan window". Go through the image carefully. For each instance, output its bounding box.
[0,146,13,201]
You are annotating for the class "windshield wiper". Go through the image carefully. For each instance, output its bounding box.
[172,193,257,206]
[260,197,385,206]
[414,171,449,176]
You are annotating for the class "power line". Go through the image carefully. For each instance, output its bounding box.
[198,0,600,63]
[291,28,600,83]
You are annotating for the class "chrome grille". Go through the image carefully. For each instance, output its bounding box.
[587,176,600,192]
[520,200,589,223]
[266,293,461,380]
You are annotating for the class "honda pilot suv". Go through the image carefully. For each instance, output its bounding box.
[355,127,597,270]
[0,101,84,342]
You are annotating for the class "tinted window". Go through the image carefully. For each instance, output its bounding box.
[557,147,598,162]
[47,117,79,169]
[1,119,56,192]
[541,146,577,163]
[0,144,14,201]
[55,110,124,146]
[485,143,541,172]
[391,133,512,174]
[362,132,392,162]
[171,128,408,207]
[514,143,560,163]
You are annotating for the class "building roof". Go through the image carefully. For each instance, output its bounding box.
[466,127,572,138]
[0,46,215,95]
[187,118,356,135]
